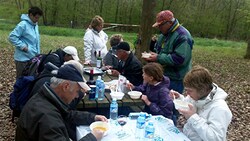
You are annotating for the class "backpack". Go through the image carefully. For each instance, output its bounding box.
[9,76,35,122]
[22,50,52,77]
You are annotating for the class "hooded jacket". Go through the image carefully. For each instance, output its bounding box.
[83,28,108,64]
[16,83,97,141]
[155,19,193,81]
[133,76,174,119]
[179,83,232,141]
[9,14,40,62]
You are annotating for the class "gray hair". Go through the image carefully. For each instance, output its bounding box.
[50,77,77,88]
[50,77,66,88]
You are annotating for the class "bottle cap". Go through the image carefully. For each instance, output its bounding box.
[97,76,101,80]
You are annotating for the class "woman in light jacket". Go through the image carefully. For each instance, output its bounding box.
[170,65,232,141]
[83,15,108,65]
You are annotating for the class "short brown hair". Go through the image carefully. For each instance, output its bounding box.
[90,15,104,28]
[143,62,163,82]
[110,34,123,47]
[184,65,213,95]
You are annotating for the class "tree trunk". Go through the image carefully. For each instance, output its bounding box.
[244,39,250,59]
[135,0,156,63]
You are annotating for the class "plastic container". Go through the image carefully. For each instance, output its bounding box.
[90,121,109,136]
[173,99,190,110]
[109,99,118,121]
[95,76,105,100]
[135,113,146,139]
[110,91,124,100]
[128,91,142,99]
[144,122,155,139]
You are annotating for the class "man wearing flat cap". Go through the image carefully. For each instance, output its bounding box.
[144,10,194,94]
[110,41,143,86]
[16,64,107,141]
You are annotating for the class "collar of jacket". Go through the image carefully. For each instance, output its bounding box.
[164,19,180,35]
[91,28,101,35]
[41,83,69,115]
[194,83,217,109]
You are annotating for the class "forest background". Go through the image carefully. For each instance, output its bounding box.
[0,0,249,41]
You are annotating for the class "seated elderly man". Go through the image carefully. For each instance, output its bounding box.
[15,64,107,141]
[110,41,143,86]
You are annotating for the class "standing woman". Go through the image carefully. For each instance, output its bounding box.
[9,6,43,79]
[127,62,173,119]
[83,15,108,65]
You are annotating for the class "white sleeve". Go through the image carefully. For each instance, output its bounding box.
[83,31,93,62]
[186,103,232,141]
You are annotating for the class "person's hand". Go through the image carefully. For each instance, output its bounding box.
[141,95,151,106]
[151,35,157,41]
[104,65,113,70]
[94,115,108,122]
[22,47,28,52]
[91,129,104,141]
[126,82,134,90]
[83,60,91,66]
[144,52,158,62]
[110,69,120,76]
[178,104,196,119]
[169,89,180,100]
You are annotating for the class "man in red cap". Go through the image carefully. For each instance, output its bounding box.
[144,10,193,94]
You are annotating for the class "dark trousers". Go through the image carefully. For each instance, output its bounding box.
[15,60,29,79]
[169,79,184,125]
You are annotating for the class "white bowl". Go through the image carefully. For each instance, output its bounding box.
[173,99,190,110]
[142,53,151,58]
[90,121,109,136]
[110,92,125,100]
[128,91,142,99]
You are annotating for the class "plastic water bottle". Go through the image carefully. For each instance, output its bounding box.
[144,122,155,139]
[135,113,146,140]
[110,99,118,121]
[95,76,105,100]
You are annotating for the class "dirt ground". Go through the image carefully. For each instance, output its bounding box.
[0,48,249,141]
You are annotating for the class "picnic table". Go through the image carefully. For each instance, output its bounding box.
[77,69,145,114]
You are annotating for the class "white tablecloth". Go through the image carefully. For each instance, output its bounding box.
[76,115,190,141]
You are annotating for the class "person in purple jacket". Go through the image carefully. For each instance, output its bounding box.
[127,62,174,119]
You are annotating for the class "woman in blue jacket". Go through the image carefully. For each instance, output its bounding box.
[9,6,43,78]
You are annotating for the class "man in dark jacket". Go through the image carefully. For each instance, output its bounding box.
[16,64,107,141]
[38,46,80,74]
[111,42,143,86]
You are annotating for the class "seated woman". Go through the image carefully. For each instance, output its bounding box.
[170,65,232,141]
[127,62,173,119]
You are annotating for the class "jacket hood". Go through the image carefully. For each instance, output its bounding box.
[21,14,36,26]
[194,83,228,108]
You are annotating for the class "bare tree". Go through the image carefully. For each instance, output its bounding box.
[135,0,156,62]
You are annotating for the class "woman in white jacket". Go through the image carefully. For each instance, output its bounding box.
[83,15,108,65]
[170,65,232,141]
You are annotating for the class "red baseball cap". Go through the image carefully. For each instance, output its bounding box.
[152,10,174,27]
